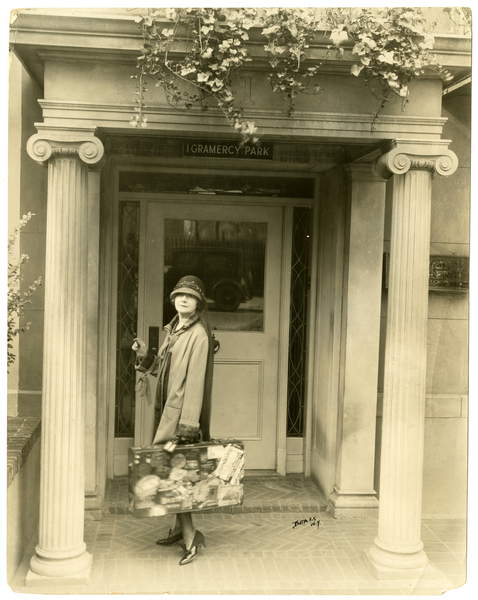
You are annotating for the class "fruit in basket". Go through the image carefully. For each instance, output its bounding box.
[134,474,161,500]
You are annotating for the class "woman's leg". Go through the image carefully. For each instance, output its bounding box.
[156,514,182,545]
[178,512,195,548]
[177,512,206,564]
[171,514,181,534]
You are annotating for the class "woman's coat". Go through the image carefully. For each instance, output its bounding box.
[136,313,214,445]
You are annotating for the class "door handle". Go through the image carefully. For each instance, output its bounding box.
[148,326,159,355]
[212,331,220,354]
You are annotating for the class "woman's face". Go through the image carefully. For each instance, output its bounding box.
[174,293,199,318]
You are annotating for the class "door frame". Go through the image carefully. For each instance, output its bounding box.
[99,158,316,478]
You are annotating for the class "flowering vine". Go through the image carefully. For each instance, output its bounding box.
[131,7,259,142]
[131,7,444,142]
[261,8,324,116]
[8,212,42,369]
[329,7,437,116]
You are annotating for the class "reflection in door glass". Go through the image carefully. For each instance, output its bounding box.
[163,219,267,331]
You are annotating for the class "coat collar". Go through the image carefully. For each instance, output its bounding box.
[164,312,200,335]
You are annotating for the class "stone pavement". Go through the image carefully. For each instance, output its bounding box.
[9,475,467,595]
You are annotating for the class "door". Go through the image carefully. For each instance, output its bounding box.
[136,201,283,469]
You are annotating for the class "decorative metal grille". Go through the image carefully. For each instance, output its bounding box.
[115,201,140,437]
[287,207,312,436]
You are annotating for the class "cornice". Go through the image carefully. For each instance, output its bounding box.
[37,99,448,143]
[38,99,448,124]
[11,11,471,75]
[10,11,472,49]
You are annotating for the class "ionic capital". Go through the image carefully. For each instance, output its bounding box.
[374,141,458,179]
[27,133,104,167]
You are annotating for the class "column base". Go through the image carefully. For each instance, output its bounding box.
[365,540,428,580]
[25,550,92,585]
[327,488,379,518]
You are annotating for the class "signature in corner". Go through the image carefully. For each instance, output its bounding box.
[291,516,320,529]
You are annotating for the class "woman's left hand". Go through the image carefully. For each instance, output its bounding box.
[176,423,200,444]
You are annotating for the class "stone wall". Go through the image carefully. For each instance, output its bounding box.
[7,417,41,582]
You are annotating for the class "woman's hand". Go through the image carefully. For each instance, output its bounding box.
[132,337,147,357]
[176,423,200,444]
[133,337,158,373]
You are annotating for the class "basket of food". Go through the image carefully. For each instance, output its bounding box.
[128,439,245,517]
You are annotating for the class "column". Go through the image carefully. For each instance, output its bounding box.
[366,142,458,578]
[25,131,104,583]
[328,163,386,517]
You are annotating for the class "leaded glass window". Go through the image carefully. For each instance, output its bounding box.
[115,201,140,437]
[287,207,312,436]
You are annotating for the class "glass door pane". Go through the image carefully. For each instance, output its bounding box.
[163,218,267,332]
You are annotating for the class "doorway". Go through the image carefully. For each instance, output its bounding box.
[109,171,314,477]
[141,201,284,470]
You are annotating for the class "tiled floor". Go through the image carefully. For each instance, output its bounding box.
[10,475,467,595]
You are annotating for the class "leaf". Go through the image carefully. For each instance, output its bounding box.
[330,28,348,46]
[201,47,213,59]
[180,66,196,76]
[361,36,377,49]
[262,24,281,36]
[351,64,364,77]
[378,51,395,65]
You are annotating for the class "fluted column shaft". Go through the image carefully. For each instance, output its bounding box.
[377,168,431,552]
[366,142,458,578]
[26,132,104,582]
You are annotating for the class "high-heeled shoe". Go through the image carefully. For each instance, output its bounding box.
[178,530,206,565]
[156,528,182,546]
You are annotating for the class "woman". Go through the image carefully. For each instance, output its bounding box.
[135,275,216,566]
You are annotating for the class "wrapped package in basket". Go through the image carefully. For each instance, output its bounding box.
[128,439,245,517]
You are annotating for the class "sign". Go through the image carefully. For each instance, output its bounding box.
[183,140,273,160]
[383,253,469,292]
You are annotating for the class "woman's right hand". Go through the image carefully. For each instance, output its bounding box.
[132,337,147,357]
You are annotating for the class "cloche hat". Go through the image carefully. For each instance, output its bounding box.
[170,275,207,308]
